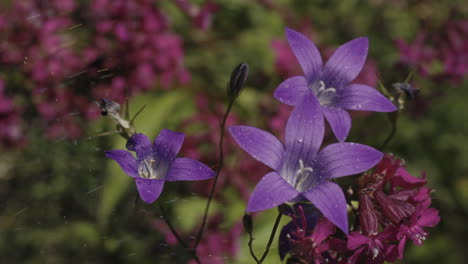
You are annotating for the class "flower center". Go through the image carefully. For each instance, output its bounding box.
[311,81,336,106]
[138,158,159,179]
[292,159,314,191]
[367,239,384,260]
[407,226,427,245]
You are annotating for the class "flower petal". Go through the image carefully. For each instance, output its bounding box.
[135,178,165,203]
[301,181,348,234]
[392,167,427,188]
[126,133,152,159]
[347,232,371,250]
[274,76,310,106]
[417,208,440,227]
[105,149,138,178]
[335,84,397,112]
[322,37,369,88]
[322,107,351,142]
[285,28,323,82]
[311,217,336,245]
[166,157,215,181]
[285,91,324,160]
[153,129,184,163]
[246,172,299,212]
[316,143,383,179]
[397,235,407,260]
[229,126,284,170]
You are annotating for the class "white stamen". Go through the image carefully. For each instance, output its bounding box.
[294,159,314,189]
[138,159,156,179]
[315,81,337,105]
[372,247,379,259]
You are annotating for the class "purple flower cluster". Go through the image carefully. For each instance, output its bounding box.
[229,28,396,234]
[396,20,468,82]
[278,155,439,263]
[0,0,190,145]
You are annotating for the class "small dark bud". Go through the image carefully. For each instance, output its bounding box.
[243,214,253,234]
[227,62,249,101]
[99,98,121,116]
[392,82,419,100]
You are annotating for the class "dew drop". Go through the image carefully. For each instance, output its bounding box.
[297,138,303,143]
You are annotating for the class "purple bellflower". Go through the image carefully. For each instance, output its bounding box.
[105,130,215,203]
[228,92,383,233]
[274,28,397,142]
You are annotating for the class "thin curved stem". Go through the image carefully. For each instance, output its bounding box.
[247,229,260,263]
[258,211,283,263]
[194,100,234,249]
[158,203,201,264]
[380,112,398,150]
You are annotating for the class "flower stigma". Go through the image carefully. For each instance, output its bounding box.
[293,159,314,190]
[138,158,158,179]
[311,81,336,106]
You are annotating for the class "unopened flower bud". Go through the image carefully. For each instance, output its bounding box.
[227,62,248,101]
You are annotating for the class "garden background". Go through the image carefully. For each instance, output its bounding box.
[0,0,467,263]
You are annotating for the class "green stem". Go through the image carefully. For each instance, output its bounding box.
[258,211,283,263]
[247,230,260,263]
[194,100,234,249]
[380,112,398,150]
[158,203,201,264]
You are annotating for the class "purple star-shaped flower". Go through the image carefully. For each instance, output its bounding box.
[274,28,397,142]
[105,130,215,203]
[229,92,382,233]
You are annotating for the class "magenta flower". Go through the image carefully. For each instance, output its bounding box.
[279,208,336,263]
[274,28,397,142]
[229,92,382,233]
[105,130,215,203]
[347,229,397,264]
[395,204,440,259]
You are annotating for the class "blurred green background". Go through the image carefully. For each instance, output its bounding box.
[0,0,467,263]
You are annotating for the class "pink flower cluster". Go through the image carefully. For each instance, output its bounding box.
[0,79,24,147]
[279,155,440,263]
[0,0,190,145]
[396,20,468,82]
[89,0,190,100]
